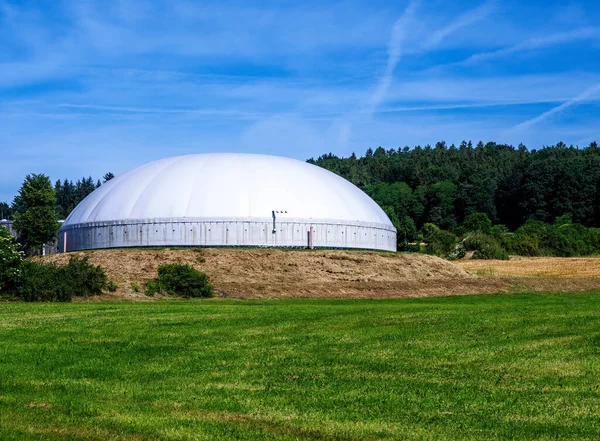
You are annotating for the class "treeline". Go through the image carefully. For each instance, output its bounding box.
[310,140,600,258]
[55,173,114,219]
[1,172,114,221]
[309,141,600,230]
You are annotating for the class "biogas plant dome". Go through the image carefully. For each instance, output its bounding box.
[58,153,397,252]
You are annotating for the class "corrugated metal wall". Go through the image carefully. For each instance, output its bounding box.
[58,218,397,252]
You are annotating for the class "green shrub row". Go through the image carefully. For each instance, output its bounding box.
[8,257,109,302]
[1,228,113,302]
[423,212,600,260]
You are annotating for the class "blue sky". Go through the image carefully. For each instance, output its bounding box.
[1,0,600,203]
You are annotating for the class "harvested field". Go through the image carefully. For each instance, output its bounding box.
[40,248,509,299]
[456,255,600,278]
[456,256,600,293]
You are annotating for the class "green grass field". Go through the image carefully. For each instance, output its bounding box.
[1,294,599,440]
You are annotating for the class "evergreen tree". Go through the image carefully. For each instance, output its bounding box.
[12,174,60,255]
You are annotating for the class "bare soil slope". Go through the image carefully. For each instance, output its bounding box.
[41,249,509,300]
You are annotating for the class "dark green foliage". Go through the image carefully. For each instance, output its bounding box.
[12,174,60,255]
[422,223,457,257]
[149,264,214,298]
[54,176,99,219]
[103,172,115,183]
[107,280,118,292]
[382,206,418,251]
[145,279,158,296]
[64,256,108,296]
[9,256,108,302]
[16,261,75,302]
[462,233,509,260]
[396,215,418,250]
[463,212,492,234]
[0,202,12,220]
[505,217,600,257]
[0,227,22,294]
[310,141,600,230]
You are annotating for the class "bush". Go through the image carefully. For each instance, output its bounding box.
[13,256,108,302]
[447,242,466,261]
[149,264,214,298]
[422,223,457,257]
[550,223,595,257]
[0,227,23,294]
[145,280,158,297]
[463,212,492,234]
[16,261,74,302]
[107,280,118,292]
[508,217,599,257]
[509,219,549,256]
[64,256,107,296]
[462,233,508,260]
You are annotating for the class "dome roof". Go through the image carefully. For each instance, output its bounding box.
[64,153,393,228]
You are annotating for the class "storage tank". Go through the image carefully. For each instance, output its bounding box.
[58,153,396,251]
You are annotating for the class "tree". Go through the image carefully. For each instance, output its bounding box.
[12,174,60,255]
[396,215,418,249]
[0,202,11,220]
[463,212,492,234]
[103,172,115,183]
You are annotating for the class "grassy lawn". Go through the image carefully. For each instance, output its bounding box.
[1,294,599,440]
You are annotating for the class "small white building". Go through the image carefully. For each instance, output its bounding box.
[58,153,396,252]
[0,219,16,239]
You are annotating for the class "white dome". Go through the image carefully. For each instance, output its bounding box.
[64,153,393,227]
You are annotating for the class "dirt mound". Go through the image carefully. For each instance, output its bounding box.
[40,248,509,299]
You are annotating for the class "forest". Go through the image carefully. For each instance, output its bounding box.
[309,141,600,230]
[309,141,600,258]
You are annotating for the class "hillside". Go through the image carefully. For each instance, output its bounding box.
[41,248,509,299]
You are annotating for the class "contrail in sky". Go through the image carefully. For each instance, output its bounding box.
[513,81,600,132]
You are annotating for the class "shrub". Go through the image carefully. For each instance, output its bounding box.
[550,223,595,257]
[462,233,508,260]
[509,219,549,256]
[64,256,107,296]
[150,264,214,298]
[145,280,158,297]
[13,256,108,302]
[508,217,599,257]
[0,227,23,294]
[422,223,457,257]
[447,242,466,261]
[131,282,141,293]
[463,212,492,234]
[16,261,75,302]
[107,280,118,292]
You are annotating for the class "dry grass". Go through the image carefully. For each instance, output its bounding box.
[456,256,600,278]
[38,250,600,300]
[456,256,600,293]
[39,248,509,300]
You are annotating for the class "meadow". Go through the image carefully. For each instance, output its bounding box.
[1,293,599,440]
